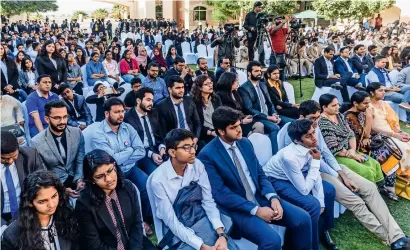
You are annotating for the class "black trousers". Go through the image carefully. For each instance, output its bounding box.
[248,38,265,66]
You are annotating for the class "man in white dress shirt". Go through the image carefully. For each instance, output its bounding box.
[150,128,235,250]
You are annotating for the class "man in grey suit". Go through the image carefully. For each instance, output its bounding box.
[31,100,85,199]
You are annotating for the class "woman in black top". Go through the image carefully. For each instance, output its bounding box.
[1,170,78,250]
[216,72,263,136]
[112,46,121,63]
[35,40,67,93]
[0,45,27,101]
[75,149,156,250]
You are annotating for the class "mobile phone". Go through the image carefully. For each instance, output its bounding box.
[104,88,113,95]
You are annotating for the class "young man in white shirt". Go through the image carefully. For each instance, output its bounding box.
[263,119,337,250]
[151,128,235,250]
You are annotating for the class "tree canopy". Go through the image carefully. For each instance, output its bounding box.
[91,8,109,20]
[206,0,298,22]
[313,0,396,20]
[72,11,88,20]
[111,4,126,19]
[0,0,58,16]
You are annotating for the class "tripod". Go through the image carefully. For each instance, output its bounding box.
[287,29,303,97]
[253,25,275,67]
[225,33,237,68]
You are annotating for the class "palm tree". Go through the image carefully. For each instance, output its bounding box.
[73,10,88,21]
[91,8,109,20]
[111,4,126,19]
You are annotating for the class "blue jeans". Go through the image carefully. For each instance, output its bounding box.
[124,165,151,221]
[138,155,158,175]
[17,89,27,102]
[122,74,145,83]
[269,178,336,250]
[385,85,410,123]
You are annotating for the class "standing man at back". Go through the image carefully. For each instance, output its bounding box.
[243,1,264,64]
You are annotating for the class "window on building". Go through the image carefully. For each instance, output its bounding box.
[193,6,206,21]
[155,0,163,19]
[304,1,313,10]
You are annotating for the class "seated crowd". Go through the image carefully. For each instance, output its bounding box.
[1,17,410,250]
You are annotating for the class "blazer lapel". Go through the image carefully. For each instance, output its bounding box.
[236,141,258,186]
[45,129,65,165]
[132,108,144,140]
[215,139,242,185]
[97,202,117,238]
[65,128,73,165]
[182,98,191,130]
[167,98,178,128]
[15,154,25,185]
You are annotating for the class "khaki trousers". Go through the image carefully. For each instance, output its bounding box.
[321,165,404,245]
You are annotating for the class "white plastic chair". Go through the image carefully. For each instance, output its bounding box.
[206,44,215,68]
[283,81,295,104]
[20,101,32,146]
[146,174,165,243]
[311,86,344,104]
[389,70,400,85]
[120,32,127,43]
[81,65,89,87]
[145,46,153,58]
[207,33,213,40]
[164,39,173,54]
[237,70,248,86]
[196,44,213,69]
[190,41,196,52]
[181,41,197,64]
[82,122,101,154]
[154,34,162,44]
[248,133,272,166]
[126,32,134,39]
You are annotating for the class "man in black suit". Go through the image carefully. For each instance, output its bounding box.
[163,56,194,94]
[365,45,377,70]
[238,61,291,154]
[313,47,350,102]
[215,57,237,83]
[155,75,201,144]
[351,44,374,74]
[195,57,216,83]
[1,131,44,226]
[124,87,165,175]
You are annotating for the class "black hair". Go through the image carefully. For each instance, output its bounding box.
[82,149,124,206]
[21,57,35,72]
[366,82,382,95]
[197,57,206,65]
[164,128,194,150]
[166,75,184,88]
[247,60,262,74]
[299,40,306,46]
[40,40,61,59]
[1,131,19,154]
[103,97,124,112]
[121,49,131,59]
[90,52,99,58]
[265,65,280,80]
[18,170,78,250]
[130,77,142,86]
[339,46,349,54]
[212,106,243,136]
[299,100,321,117]
[45,100,67,116]
[136,87,154,102]
[174,56,185,65]
[165,45,178,58]
[93,82,104,93]
[58,83,71,95]
[218,57,231,66]
[353,44,365,52]
[368,45,377,52]
[191,74,214,108]
[319,93,337,111]
[351,91,370,106]
[288,119,314,143]
[380,46,391,57]
[147,62,159,69]
[312,38,318,42]
[324,47,334,54]
[374,55,386,63]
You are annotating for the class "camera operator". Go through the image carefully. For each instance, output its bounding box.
[268,15,290,81]
[243,1,264,63]
[210,24,240,63]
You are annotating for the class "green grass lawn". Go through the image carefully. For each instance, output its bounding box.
[287,78,410,250]
[186,66,410,249]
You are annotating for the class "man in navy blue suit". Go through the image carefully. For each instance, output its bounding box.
[334,47,366,89]
[198,106,312,250]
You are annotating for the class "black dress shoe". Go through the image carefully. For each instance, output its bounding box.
[321,231,339,250]
[330,83,343,90]
[391,237,410,250]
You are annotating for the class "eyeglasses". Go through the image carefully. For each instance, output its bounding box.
[223,62,231,65]
[176,144,197,152]
[93,166,116,181]
[47,115,68,122]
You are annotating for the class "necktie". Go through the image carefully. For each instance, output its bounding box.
[256,84,268,115]
[4,164,18,218]
[229,146,259,205]
[56,137,66,160]
[175,103,186,129]
[142,116,154,150]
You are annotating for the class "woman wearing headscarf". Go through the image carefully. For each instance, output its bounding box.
[135,46,151,77]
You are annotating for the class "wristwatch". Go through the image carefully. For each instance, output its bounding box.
[217,232,228,240]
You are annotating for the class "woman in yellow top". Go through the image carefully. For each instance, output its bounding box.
[367,82,410,177]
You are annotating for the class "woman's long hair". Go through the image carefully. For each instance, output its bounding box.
[380,46,391,57]
[15,51,27,64]
[216,72,243,110]
[83,149,125,206]
[166,45,178,59]
[21,57,35,72]
[191,74,215,108]
[18,170,78,250]
[40,40,62,59]
[121,49,131,60]
[76,48,87,67]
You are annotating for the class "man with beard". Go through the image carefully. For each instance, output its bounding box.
[268,15,290,81]
[195,57,216,83]
[198,107,312,250]
[142,62,168,104]
[156,75,201,144]
[89,97,152,220]
[163,57,194,94]
[30,100,85,199]
[124,87,164,175]
[238,61,292,155]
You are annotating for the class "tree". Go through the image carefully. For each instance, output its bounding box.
[0,0,58,17]
[111,4,126,19]
[206,0,297,22]
[29,13,43,21]
[91,8,109,20]
[73,11,88,20]
[313,0,396,20]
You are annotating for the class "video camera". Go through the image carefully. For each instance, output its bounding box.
[224,23,235,33]
[256,12,272,29]
[289,18,305,30]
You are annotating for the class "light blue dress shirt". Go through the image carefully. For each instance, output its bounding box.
[142,76,169,104]
[90,120,145,173]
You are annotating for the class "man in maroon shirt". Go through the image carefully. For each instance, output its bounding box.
[269,15,290,81]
